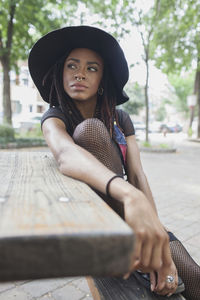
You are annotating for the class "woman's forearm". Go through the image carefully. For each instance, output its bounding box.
[129,172,158,215]
[126,135,158,214]
[42,118,138,202]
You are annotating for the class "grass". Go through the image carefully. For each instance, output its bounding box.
[140,141,170,149]
[0,124,46,149]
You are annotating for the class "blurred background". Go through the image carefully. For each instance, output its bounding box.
[0,0,199,146]
[0,2,199,299]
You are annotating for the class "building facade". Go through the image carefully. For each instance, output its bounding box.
[0,61,48,125]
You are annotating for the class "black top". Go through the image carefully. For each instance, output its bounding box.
[41,106,135,137]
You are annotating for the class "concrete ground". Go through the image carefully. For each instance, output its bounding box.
[0,133,199,299]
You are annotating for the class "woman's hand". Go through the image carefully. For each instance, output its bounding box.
[150,261,178,296]
[123,189,170,272]
[116,186,176,292]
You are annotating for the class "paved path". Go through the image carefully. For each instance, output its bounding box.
[0,135,199,299]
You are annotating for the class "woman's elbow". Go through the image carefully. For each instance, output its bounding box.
[56,148,71,175]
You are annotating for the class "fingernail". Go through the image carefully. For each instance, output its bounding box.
[123,273,130,280]
[167,293,172,297]
[133,262,139,268]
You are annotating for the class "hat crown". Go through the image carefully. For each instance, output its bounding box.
[28,25,129,105]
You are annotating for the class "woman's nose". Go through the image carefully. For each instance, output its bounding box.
[74,66,86,80]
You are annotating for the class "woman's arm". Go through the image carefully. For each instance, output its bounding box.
[42,118,177,295]
[126,135,157,214]
[42,117,120,194]
[125,135,178,295]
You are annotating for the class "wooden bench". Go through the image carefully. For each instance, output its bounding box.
[0,152,185,300]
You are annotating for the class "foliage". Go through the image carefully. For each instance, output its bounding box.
[153,0,200,73]
[168,72,194,115]
[122,82,145,115]
[188,127,193,137]
[159,143,169,149]
[142,141,151,148]
[141,141,169,149]
[152,0,200,137]
[0,124,15,140]
[84,0,136,39]
[0,0,79,124]
[16,124,44,138]
[125,0,161,142]
[155,105,166,122]
[0,0,78,71]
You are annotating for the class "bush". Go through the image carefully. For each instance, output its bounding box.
[0,124,15,140]
[142,141,152,148]
[16,124,43,138]
[188,127,193,137]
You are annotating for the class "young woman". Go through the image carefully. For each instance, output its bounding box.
[28,25,199,299]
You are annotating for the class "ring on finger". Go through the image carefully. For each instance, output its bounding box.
[166,275,175,284]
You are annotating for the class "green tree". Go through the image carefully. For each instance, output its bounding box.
[130,0,161,142]
[87,0,164,141]
[155,105,166,122]
[123,82,145,115]
[0,0,77,125]
[168,72,194,115]
[153,0,200,137]
[84,0,135,38]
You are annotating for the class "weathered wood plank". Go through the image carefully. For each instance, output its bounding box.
[88,275,186,300]
[0,152,134,281]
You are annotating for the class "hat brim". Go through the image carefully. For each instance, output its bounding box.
[28,26,129,105]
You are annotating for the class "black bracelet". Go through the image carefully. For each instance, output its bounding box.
[106,175,123,197]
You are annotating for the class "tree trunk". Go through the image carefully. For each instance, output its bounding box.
[145,59,149,142]
[194,67,200,138]
[189,107,194,128]
[0,1,16,125]
[197,80,200,138]
[1,57,12,125]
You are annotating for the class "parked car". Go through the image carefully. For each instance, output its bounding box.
[160,123,182,133]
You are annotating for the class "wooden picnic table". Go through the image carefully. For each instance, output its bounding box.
[0,151,185,300]
[0,151,134,281]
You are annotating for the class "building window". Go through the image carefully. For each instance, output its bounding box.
[37,105,43,113]
[22,78,29,86]
[29,105,33,113]
[12,100,22,114]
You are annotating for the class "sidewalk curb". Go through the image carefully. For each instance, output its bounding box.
[139,147,177,153]
[188,138,200,143]
[0,140,47,149]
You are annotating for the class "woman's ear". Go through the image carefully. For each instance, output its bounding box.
[98,87,104,95]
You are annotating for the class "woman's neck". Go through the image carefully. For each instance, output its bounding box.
[74,98,97,119]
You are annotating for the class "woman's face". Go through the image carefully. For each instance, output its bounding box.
[63,48,104,103]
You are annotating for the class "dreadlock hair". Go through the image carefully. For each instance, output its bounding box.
[42,51,121,137]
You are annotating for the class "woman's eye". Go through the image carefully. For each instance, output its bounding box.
[67,63,77,70]
[88,66,98,72]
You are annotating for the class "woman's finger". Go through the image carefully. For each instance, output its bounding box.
[149,242,162,271]
[150,271,157,292]
[140,236,153,270]
[132,238,142,269]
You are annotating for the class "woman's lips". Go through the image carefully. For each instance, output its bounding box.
[71,83,88,90]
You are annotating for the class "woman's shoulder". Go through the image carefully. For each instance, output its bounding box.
[41,106,72,132]
[116,108,130,120]
[41,106,65,124]
[116,109,135,136]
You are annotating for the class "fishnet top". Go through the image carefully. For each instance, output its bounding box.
[41,106,135,137]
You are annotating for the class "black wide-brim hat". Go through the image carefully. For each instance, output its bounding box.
[28,25,129,105]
